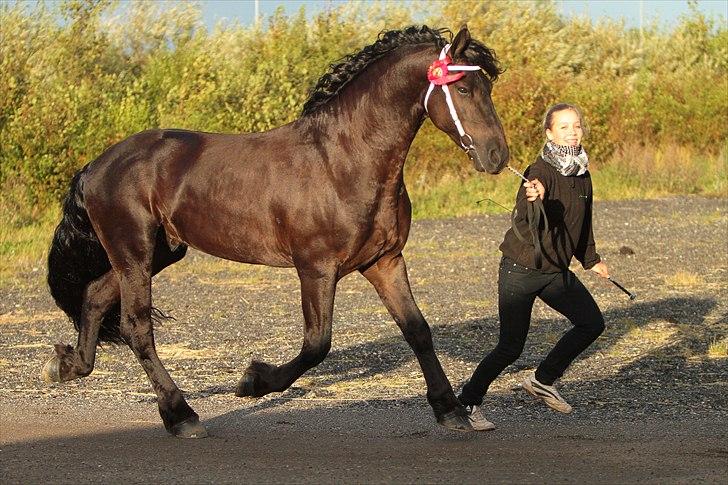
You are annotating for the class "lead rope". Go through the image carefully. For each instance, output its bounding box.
[506,165,549,269]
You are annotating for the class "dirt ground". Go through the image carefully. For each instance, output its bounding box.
[1,196,726,483]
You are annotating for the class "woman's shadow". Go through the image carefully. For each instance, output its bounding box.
[191,295,723,419]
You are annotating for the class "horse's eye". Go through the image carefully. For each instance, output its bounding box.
[457,86,469,95]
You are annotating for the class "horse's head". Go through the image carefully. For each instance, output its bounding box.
[425,27,509,174]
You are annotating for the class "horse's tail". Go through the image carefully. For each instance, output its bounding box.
[47,169,124,343]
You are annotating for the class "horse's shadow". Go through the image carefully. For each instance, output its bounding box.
[188,296,724,418]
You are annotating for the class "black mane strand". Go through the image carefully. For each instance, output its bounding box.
[302,26,502,116]
[302,26,447,116]
[302,25,501,116]
[463,38,502,82]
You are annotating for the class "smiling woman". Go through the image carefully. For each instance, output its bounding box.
[459,102,611,430]
[545,106,585,148]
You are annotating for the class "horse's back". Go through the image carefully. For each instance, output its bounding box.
[79,129,196,216]
[78,124,409,271]
[78,127,297,265]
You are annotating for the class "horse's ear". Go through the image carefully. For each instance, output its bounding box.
[450,25,471,58]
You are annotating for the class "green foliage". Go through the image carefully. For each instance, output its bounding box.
[1,0,726,228]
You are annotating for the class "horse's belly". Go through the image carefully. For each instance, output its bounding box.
[165,218,294,268]
[339,227,405,274]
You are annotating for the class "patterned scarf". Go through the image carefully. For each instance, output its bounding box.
[541,141,589,176]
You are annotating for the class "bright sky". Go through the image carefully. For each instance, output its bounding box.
[199,0,728,28]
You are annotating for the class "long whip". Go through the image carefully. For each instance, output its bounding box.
[608,277,637,300]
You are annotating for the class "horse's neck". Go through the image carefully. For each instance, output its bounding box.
[302,46,433,182]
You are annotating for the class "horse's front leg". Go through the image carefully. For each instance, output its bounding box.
[236,265,336,397]
[361,253,472,431]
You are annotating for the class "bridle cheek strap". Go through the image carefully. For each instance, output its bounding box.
[424,44,481,151]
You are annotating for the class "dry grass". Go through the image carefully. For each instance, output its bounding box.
[3,342,47,349]
[664,271,705,288]
[460,299,494,310]
[0,310,64,325]
[698,210,726,226]
[707,337,728,359]
[405,239,485,262]
[559,320,681,383]
[194,276,272,288]
[350,306,390,316]
[595,316,726,364]
[156,343,221,360]
[601,320,678,361]
[321,374,421,393]
[595,143,726,199]
[0,213,56,286]
[171,258,279,278]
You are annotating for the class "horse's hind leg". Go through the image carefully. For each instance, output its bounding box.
[109,229,202,437]
[115,271,198,436]
[42,270,119,383]
[236,265,336,397]
[361,254,471,431]
[43,231,187,383]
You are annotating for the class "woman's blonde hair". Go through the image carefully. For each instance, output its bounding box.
[543,103,589,137]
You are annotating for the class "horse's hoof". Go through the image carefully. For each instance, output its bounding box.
[437,411,474,432]
[235,373,255,397]
[41,355,62,383]
[171,418,208,439]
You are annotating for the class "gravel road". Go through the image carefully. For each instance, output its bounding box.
[1,196,726,483]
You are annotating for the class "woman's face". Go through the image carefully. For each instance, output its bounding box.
[546,109,583,147]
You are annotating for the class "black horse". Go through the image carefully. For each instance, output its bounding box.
[44,25,508,437]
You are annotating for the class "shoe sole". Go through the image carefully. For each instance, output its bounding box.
[522,379,573,414]
[470,422,496,432]
[437,411,475,432]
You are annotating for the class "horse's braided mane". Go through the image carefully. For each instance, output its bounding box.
[301,25,502,116]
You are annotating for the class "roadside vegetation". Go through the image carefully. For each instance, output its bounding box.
[1,0,725,278]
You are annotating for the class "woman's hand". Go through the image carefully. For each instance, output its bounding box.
[590,261,609,278]
[524,178,545,202]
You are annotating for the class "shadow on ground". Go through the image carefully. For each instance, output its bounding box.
[179,295,727,424]
[2,398,727,484]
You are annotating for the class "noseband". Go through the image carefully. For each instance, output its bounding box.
[424,44,482,163]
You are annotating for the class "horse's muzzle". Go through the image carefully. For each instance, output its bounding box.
[469,143,508,174]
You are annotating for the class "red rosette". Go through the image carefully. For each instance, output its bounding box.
[427,57,466,85]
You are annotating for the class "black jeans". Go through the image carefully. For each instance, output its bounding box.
[459,257,605,407]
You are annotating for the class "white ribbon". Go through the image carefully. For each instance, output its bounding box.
[424,44,480,146]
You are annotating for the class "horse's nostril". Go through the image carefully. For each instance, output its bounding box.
[488,146,509,167]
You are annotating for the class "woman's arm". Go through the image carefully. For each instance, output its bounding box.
[576,175,606,274]
[511,164,547,221]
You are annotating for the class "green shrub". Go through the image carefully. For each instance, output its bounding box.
[1,0,725,227]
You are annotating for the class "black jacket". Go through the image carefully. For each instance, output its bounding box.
[499,156,601,273]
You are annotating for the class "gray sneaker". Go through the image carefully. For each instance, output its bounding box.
[522,374,573,414]
[466,405,496,431]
